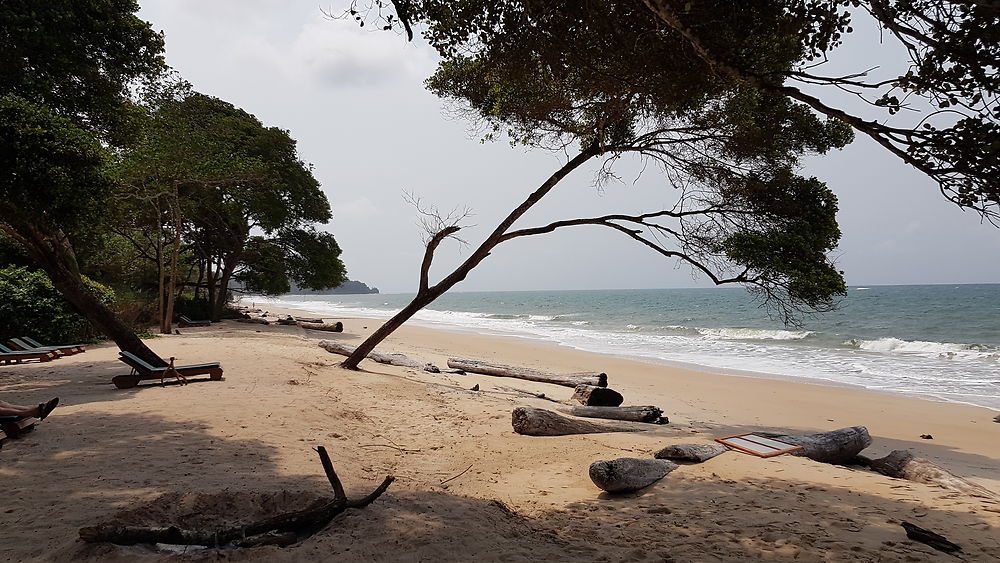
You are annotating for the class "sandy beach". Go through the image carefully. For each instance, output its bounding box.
[2,311,998,562]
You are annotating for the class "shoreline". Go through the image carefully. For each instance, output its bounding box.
[256,296,1000,412]
[1,314,998,561]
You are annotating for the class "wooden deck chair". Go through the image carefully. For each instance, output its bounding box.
[114,350,223,389]
[0,344,56,364]
[0,415,36,448]
[20,336,86,355]
[178,315,211,328]
[8,337,83,357]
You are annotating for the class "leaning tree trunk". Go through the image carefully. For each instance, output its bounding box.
[1,222,167,367]
[340,147,600,370]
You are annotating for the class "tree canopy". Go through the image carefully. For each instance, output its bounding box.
[116,92,347,321]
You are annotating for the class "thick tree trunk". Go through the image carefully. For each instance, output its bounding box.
[161,203,182,334]
[511,406,641,436]
[570,384,623,407]
[589,458,678,493]
[1,222,166,367]
[341,293,437,369]
[447,359,607,388]
[765,426,872,464]
[555,405,665,423]
[212,262,236,322]
[862,450,1000,500]
[79,446,393,548]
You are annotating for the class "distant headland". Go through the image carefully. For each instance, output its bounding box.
[289,280,379,295]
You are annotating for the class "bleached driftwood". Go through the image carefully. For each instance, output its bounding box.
[318,340,441,372]
[764,426,872,464]
[78,446,392,548]
[448,358,606,388]
[863,450,1000,500]
[555,405,666,424]
[276,316,298,326]
[654,443,729,463]
[511,407,639,436]
[294,317,326,324]
[589,458,678,493]
[298,321,344,333]
[570,384,623,407]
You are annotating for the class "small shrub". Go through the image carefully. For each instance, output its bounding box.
[0,266,114,344]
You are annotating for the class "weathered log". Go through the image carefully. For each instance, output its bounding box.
[555,405,666,424]
[79,446,393,548]
[298,321,344,332]
[654,443,729,463]
[589,458,678,493]
[318,340,440,372]
[763,426,872,464]
[863,450,1000,500]
[276,317,298,326]
[448,358,606,388]
[294,316,326,324]
[570,384,623,407]
[236,317,270,325]
[511,407,640,436]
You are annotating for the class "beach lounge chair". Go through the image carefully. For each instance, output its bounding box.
[114,350,223,389]
[8,337,85,356]
[20,336,86,355]
[178,315,211,328]
[0,344,57,364]
[0,415,36,447]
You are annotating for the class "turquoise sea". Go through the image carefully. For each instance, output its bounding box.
[261,284,1000,410]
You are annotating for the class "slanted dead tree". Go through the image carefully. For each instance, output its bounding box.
[78,446,393,548]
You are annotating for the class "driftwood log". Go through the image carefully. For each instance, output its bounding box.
[511,407,640,436]
[294,317,326,324]
[654,443,729,463]
[900,522,962,554]
[570,384,623,407]
[276,317,298,326]
[555,405,666,424]
[298,321,344,333]
[318,340,441,372]
[589,458,678,493]
[78,446,393,548]
[862,450,1000,500]
[448,358,606,388]
[236,317,270,325]
[764,426,872,464]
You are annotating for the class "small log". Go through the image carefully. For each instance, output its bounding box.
[570,384,623,407]
[654,443,729,463]
[764,426,872,464]
[236,317,270,325]
[864,450,1000,500]
[900,522,962,554]
[318,340,440,372]
[511,407,640,436]
[589,458,678,493]
[555,405,666,424]
[276,317,298,326]
[448,358,606,388]
[298,321,344,332]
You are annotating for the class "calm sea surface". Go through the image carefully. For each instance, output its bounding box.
[260,285,1000,410]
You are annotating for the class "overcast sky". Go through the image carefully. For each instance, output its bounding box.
[137,2,1000,294]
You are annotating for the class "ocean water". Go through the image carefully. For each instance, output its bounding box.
[258,285,1000,410]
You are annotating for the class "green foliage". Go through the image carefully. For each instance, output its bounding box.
[0,266,114,343]
[0,0,165,143]
[0,95,112,233]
